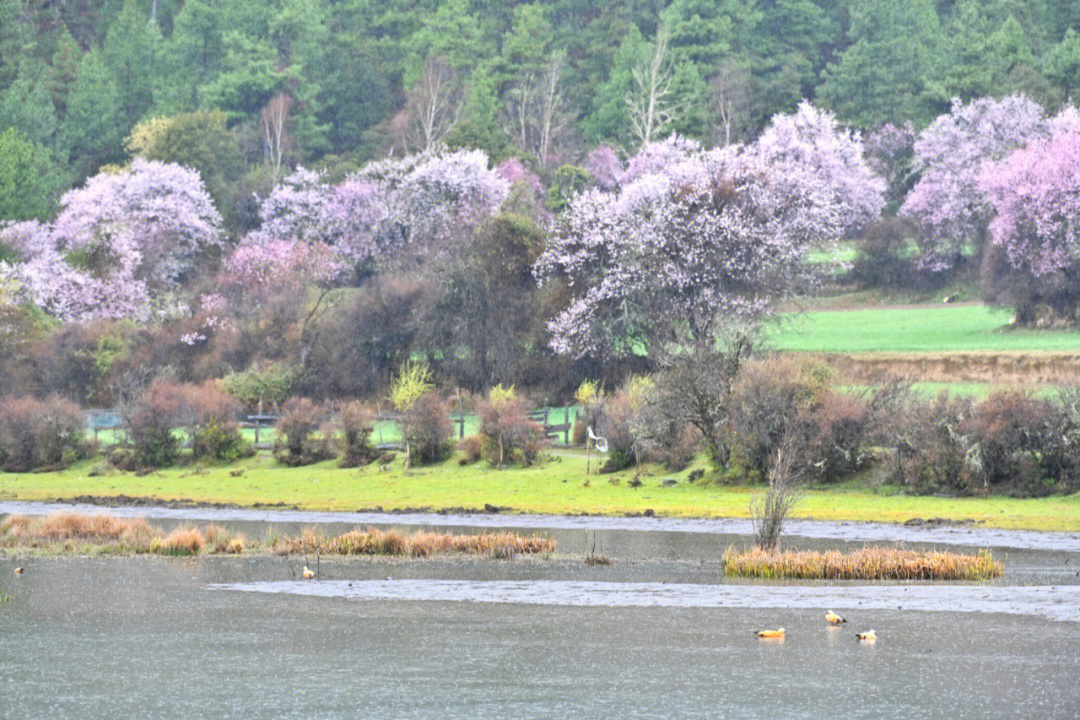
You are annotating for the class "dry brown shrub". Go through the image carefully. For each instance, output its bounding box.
[1,515,32,537]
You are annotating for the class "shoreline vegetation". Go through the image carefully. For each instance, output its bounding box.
[0,512,556,559]
[723,546,1004,581]
[2,452,1079,532]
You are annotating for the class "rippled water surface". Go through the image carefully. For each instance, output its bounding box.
[2,505,1079,719]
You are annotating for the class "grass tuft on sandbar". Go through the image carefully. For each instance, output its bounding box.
[723,546,1003,580]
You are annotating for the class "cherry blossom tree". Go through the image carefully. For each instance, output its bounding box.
[751,102,885,234]
[387,148,509,252]
[979,109,1080,323]
[538,107,883,360]
[864,122,916,207]
[1,160,221,321]
[536,143,851,359]
[53,159,223,290]
[495,157,544,200]
[1,219,146,321]
[251,167,387,265]
[585,145,622,190]
[901,95,1049,272]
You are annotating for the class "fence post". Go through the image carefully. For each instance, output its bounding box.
[563,405,569,446]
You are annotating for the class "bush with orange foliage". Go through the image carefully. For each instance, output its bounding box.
[274,397,333,466]
[0,395,88,471]
[334,401,378,467]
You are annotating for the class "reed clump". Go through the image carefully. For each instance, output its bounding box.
[275,526,556,558]
[722,546,1003,580]
[3,512,157,546]
[160,526,205,556]
[0,512,554,559]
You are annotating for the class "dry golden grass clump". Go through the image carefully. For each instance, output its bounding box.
[160,526,205,556]
[723,546,1003,580]
[3,513,156,544]
[0,512,553,560]
[275,526,555,558]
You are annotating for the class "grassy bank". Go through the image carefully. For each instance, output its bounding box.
[767,305,1080,353]
[2,450,1078,532]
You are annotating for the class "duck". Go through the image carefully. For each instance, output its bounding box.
[855,629,877,642]
[754,627,785,639]
[825,609,847,625]
[302,565,315,580]
[13,567,24,575]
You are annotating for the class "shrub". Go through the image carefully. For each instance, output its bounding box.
[878,389,971,494]
[401,392,453,466]
[730,356,822,482]
[125,380,186,468]
[805,391,871,482]
[0,395,88,471]
[597,390,640,473]
[850,217,918,289]
[187,381,249,462]
[572,379,602,446]
[458,435,483,464]
[273,397,333,466]
[476,385,547,467]
[964,391,1052,496]
[658,425,700,472]
[1042,386,1080,493]
[334,401,378,468]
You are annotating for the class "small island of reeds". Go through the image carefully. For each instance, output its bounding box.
[723,546,1004,581]
[0,512,555,560]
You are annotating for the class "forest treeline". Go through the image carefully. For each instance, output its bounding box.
[3,0,1080,220]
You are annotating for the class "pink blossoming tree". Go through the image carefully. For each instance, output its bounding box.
[979,109,1080,324]
[1,161,221,321]
[901,96,1049,272]
[538,106,883,360]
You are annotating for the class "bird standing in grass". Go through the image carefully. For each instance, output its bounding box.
[825,610,847,625]
[14,567,24,575]
[754,628,785,639]
[302,566,315,580]
[856,630,877,642]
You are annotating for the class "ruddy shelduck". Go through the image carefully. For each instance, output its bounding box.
[754,627,785,639]
[13,567,24,575]
[855,629,877,642]
[825,609,847,625]
[302,566,315,580]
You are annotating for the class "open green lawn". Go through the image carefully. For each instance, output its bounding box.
[766,305,1080,353]
[2,450,1078,532]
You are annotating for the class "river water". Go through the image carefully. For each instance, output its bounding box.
[1,502,1078,718]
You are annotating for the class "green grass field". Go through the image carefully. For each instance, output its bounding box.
[2,450,1078,532]
[766,305,1080,353]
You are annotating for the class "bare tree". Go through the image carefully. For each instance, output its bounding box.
[626,24,682,147]
[751,431,805,551]
[395,56,465,153]
[261,92,294,183]
[501,54,574,168]
[535,54,572,168]
[709,58,753,146]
